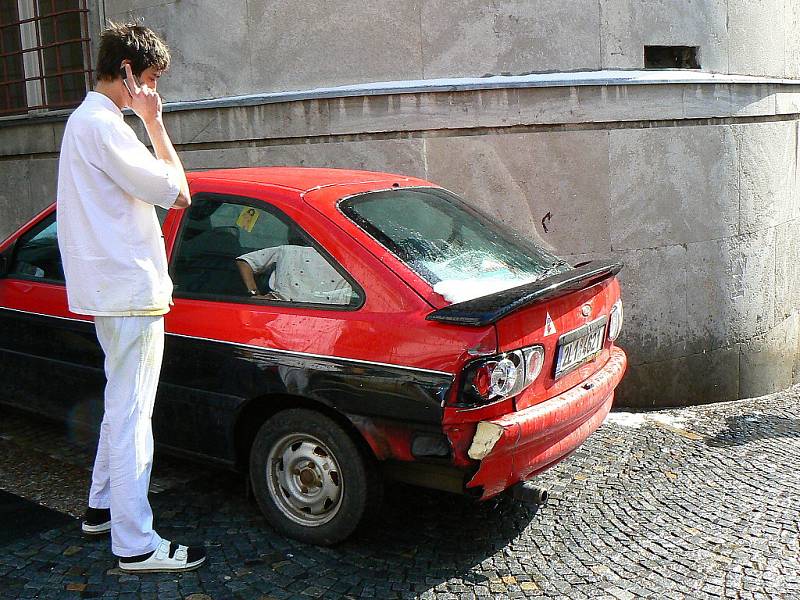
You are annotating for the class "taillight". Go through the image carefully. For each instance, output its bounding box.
[608,299,623,341]
[457,345,545,408]
[523,346,545,385]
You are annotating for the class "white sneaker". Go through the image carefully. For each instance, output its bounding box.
[118,539,207,573]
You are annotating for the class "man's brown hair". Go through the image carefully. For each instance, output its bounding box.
[96,22,170,81]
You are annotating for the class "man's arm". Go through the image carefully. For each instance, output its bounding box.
[236,259,260,295]
[124,63,190,208]
[144,120,190,208]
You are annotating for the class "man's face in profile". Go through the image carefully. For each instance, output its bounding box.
[138,67,163,91]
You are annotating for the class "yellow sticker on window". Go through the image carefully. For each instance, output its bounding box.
[236,207,260,232]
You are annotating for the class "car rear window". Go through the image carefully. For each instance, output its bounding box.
[340,187,568,303]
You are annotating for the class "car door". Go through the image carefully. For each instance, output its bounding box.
[0,207,172,429]
[0,209,104,425]
[160,189,365,463]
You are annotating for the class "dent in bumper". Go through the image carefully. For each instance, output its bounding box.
[466,346,627,499]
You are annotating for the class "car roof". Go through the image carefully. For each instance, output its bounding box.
[186,166,431,193]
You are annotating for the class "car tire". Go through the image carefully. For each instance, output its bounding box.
[249,408,380,545]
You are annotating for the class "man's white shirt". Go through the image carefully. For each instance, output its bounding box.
[57,91,181,316]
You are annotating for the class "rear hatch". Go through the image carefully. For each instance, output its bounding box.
[332,185,623,409]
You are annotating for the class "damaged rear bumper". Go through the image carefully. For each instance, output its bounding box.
[466,346,627,499]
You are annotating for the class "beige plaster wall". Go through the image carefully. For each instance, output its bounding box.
[98,0,800,103]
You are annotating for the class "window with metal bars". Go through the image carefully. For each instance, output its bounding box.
[0,0,92,117]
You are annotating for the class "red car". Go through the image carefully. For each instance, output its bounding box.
[0,167,626,545]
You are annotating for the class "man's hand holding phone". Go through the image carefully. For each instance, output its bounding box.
[121,62,162,124]
[119,62,190,208]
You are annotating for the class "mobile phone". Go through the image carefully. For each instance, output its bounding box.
[120,65,133,96]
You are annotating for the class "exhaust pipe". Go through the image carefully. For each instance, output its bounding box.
[510,481,549,506]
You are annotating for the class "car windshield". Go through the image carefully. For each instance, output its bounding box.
[340,187,569,303]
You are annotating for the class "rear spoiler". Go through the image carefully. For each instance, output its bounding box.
[426,259,623,327]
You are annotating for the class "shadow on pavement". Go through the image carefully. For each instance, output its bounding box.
[705,413,800,447]
[0,490,74,545]
[0,405,539,598]
[350,481,540,576]
[138,472,540,598]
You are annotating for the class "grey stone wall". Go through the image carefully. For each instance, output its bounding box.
[1,1,799,407]
[2,79,798,407]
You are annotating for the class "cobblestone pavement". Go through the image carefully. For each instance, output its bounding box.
[1,386,799,600]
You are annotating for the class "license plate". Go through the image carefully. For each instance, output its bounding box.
[554,316,608,379]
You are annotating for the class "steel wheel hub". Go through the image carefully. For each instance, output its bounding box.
[266,433,343,526]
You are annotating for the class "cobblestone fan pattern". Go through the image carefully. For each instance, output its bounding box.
[1,387,799,599]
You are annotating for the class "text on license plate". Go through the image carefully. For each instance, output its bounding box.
[554,316,608,379]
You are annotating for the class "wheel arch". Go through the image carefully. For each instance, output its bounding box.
[233,394,377,469]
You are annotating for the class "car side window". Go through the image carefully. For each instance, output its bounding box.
[7,213,64,283]
[172,195,362,307]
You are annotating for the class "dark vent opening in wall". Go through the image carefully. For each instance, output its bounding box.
[644,46,700,69]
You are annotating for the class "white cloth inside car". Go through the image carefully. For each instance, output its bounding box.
[237,245,351,304]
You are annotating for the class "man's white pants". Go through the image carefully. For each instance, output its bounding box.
[89,315,164,557]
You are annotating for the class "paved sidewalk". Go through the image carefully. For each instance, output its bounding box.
[1,386,799,599]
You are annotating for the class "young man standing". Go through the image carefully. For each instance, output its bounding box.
[57,23,205,572]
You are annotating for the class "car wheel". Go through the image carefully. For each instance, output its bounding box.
[249,408,380,545]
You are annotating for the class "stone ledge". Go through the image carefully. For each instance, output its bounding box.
[1,78,799,157]
[139,70,800,112]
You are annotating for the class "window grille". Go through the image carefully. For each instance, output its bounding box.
[0,0,92,116]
